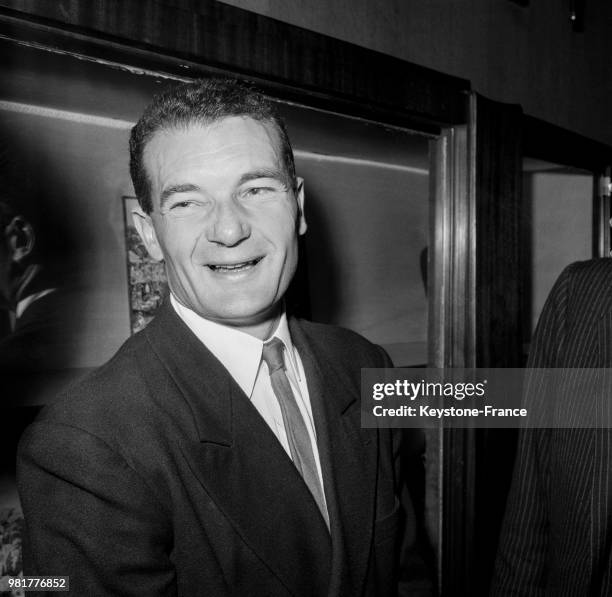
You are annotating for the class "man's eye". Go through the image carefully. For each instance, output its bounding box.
[246,187,267,196]
[169,200,194,209]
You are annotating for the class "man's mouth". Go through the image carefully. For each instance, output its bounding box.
[208,257,263,272]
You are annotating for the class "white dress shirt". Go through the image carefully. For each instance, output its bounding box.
[170,295,326,499]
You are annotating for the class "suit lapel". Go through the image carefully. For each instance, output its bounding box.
[290,319,378,597]
[144,303,331,597]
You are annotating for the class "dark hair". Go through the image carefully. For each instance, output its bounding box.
[129,78,297,213]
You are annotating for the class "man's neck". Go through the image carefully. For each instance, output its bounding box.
[170,294,283,341]
[230,312,281,341]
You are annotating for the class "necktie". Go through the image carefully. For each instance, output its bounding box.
[262,338,329,528]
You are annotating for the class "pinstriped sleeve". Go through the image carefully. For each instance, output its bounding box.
[490,264,574,596]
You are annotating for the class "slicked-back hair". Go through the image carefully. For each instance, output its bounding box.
[129,78,297,213]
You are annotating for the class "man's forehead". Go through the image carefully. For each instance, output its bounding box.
[145,116,282,158]
[142,116,289,194]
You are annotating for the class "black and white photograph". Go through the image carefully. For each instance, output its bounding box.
[0,1,611,595]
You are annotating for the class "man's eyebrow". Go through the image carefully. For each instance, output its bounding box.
[159,183,201,209]
[237,169,288,188]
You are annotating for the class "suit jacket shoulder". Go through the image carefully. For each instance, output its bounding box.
[529,258,612,368]
[43,314,391,441]
[561,258,612,318]
[294,318,391,366]
[36,327,158,436]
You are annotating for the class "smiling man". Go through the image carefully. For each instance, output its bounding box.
[133,115,305,338]
[17,79,432,596]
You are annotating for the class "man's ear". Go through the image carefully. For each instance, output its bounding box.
[295,177,307,236]
[5,216,35,264]
[131,207,164,262]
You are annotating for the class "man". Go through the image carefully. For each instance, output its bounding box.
[0,199,61,375]
[0,146,83,404]
[18,78,432,596]
[492,258,612,595]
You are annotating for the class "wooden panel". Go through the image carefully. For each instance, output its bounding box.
[429,126,475,370]
[524,115,612,172]
[221,0,612,147]
[474,94,523,369]
[0,0,469,130]
[431,94,524,596]
[430,124,476,594]
[472,94,523,596]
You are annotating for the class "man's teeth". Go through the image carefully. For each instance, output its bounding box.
[209,259,259,272]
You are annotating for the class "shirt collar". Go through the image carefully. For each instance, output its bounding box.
[170,294,300,398]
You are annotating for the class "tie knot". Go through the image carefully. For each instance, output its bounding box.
[262,337,286,373]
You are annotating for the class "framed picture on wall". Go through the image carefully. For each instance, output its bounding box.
[123,196,167,335]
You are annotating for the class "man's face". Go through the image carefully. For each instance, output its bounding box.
[134,116,306,335]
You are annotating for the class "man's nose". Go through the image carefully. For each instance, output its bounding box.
[205,200,251,246]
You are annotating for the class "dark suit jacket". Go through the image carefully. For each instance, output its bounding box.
[491,259,612,596]
[18,302,432,596]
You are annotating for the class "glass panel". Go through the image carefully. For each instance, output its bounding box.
[0,36,436,587]
[522,157,594,342]
[0,39,432,372]
[278,103,431,366]
[0,40,170,379]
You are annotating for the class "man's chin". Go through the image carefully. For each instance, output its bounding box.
[211,307,280,327]
[203,302,282,339]
[198,301,282,335]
